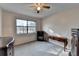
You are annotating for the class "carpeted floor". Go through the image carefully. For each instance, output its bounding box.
[14,41,69,56]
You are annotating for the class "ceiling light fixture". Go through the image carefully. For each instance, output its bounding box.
[31,3,50,13]
[37,7,41,13]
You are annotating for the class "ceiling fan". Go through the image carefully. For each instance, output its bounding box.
[30,3,50,13]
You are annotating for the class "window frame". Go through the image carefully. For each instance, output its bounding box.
[16,18,37,35]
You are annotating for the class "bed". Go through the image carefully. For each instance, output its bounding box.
[44,31,68,51]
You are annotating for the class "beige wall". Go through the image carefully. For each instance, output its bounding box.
[43,8,79,39]
[0,9,2,36]
[1,10,42,45]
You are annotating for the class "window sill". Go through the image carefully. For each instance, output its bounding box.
[15,32,37,36]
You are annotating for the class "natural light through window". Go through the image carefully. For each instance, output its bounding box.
[43,27,61,37]
[16,19,36,34]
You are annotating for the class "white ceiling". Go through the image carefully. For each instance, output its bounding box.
[0,3,79,18]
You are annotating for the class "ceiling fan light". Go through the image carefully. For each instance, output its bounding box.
[37,7,41,11]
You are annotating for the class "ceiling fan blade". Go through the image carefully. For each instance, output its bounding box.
[43,6,50,9]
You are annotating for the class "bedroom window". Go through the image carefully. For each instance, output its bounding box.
[16,19,36,34]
